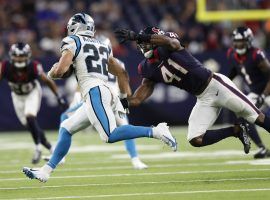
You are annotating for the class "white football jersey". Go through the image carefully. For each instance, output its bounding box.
[61,35,112,97]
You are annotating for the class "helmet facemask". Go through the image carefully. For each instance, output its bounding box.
[9,43,31,69]
[137,26,164,58]
[232,27,253,55]
[233,39,248,55]
[137,43,155,58]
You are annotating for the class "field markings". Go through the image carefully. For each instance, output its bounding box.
[7,188,270,200]
[1,177,270,190]
[0,160,267,174]
[0,150,253,166]
[1,168,270,182]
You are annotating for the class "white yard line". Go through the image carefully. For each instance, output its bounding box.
[0,150,254,167]
[1,177,270,190]
[0,160,266,174]
[8,188,270,200]
[1,168,270,181]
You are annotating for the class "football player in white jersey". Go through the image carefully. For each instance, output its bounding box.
[22,13,177,182]
[58,35,148,169]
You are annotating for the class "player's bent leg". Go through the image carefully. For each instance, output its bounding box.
[86,86,177,151]
[189,127,235,147]
[26,115,42,164]
[22,127,71,183]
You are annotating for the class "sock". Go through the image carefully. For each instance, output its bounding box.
[26,116,41,144]
[42,164,53,174]
[247,123,265,148]
[256,114,270,133]
[108,125,153,143]
[124,139,138,158]
[202,127,235,146]
[35,144,41,151]
[47,127,72,169]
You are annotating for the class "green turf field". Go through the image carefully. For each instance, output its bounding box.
[1,126,270,199]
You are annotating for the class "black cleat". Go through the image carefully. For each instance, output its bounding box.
[238,123,251,154]
[32,150,42,164]
[254,147,270,159]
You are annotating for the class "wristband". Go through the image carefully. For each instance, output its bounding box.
[119,93,127,99]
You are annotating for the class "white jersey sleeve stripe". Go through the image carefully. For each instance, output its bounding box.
[69,35,82,60]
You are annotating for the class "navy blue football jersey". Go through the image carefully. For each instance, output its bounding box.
[138,45,212,95]
[0,60,43,95]
[227,47,268,94]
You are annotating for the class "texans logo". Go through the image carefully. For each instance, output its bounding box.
[152,27,160,34]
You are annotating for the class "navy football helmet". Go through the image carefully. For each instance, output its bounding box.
[138,26,165,58]
[232,27,254,55]
[9,42,31,69]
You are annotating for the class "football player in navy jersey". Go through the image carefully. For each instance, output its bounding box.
[0,42,66,164]
[115,26,270,152]
[227,26,270,158]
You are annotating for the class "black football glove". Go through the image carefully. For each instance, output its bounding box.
[115,29,151,44]
[255,94,265,109]
[120,98,129,109]
[57,96,68,110]
[114,29,138,43]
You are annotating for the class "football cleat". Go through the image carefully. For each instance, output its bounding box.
[32,150,42,164]
[238,123,251,154]
[254,147,270,159]
[22,167,50,183]
[131,157,148,170]
[152,122,177,151]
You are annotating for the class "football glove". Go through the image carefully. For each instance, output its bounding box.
[57,96,68,110]
[255,94,265,109]
[114,29,137,43]
[114,29,151,44]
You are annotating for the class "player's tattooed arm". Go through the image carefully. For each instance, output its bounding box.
[108,56,132,96]
[115,29,183,51]
[128,78,155,107]
[48,50,73,79]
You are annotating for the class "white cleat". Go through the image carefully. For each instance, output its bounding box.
[152,122,177,151]
[131,157,148,170]
[22,167,50,183]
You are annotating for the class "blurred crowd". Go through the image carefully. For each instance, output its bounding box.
[0,0,270,61]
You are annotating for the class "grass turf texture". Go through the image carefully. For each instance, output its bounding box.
[0,126,270,199]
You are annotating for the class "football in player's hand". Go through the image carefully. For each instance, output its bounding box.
[62,64,74,78]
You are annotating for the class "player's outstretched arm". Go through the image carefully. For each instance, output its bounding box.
[115,29,182,51]
[128,78,155,107]
[48,50,73,79]
[108,56,132,96]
